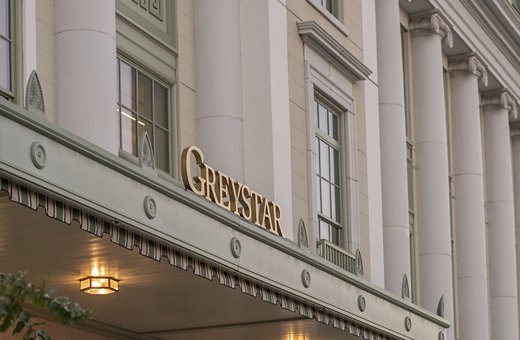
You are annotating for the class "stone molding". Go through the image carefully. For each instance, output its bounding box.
[481,90,518,120]
[449,55,488,87]
[410,13,453,48]
[297,21,372,81]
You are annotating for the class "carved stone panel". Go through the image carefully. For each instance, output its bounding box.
[25,71,46,116]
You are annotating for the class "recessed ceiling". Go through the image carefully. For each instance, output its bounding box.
[0,196,360,340]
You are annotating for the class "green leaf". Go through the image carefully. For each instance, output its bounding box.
[13,320,25,335]
[0,271,91,338]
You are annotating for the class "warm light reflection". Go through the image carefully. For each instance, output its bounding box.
[79,275,119,295]
[120,110,146,126]
[284,330,309,340]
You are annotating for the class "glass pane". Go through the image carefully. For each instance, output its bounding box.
[154,82,168,128]
[120,107,137,156]
[331,112,338,140]
[321,179,330,217]
[155,128,169,172]
[331,226,339,245]
[317,175,322,213]
[330,184,336,223]
[0,38,9,91]
[318,103,328,133]
[319,219,330,241]
[319,140,329,180]
[330,147,339,185]
[0,0,9,38]
[119,61,136,111]
[315,136,319,170]
[333,186,341,222]
[138,72,153,120]
[315,100,319,128]
[138,118,153,148]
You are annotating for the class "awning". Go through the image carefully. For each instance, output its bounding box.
[1,176,388,339]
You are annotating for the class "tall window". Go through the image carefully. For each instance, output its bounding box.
[117,58,170,172]
[402,27,417,302]
[315,96,342,246]
[0,0,12,98]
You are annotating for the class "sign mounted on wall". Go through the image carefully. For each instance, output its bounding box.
[181,146,284,238]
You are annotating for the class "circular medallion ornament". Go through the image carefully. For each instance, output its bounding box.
[301,269,311,288]
[143,195,157,219]
[230,237,241,258]
[358,295,366,312]
[405,316,412,332]
[30,142,47,169]
[438,332,445,340]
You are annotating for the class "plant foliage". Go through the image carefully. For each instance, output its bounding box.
[0,272,91,339]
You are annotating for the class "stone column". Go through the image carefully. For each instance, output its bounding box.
[513,125,520,334]
[375,0,410,297]
[449,56,490,340]
[194,0,244,181]
[364,0,385,288]
[482,91,519,340]
[55,0,118,153]
[410,13,455,339]
[240,0,293,237]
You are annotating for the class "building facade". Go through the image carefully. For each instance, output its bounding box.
[1,0,520,339]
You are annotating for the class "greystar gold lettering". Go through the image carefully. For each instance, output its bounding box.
[216,171,230,209]
[238,184,252,220]
[181,146,205,196]
[228,178,241,215]
[181,146,284,238]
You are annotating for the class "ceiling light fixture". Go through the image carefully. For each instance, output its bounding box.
[79,276,120,295]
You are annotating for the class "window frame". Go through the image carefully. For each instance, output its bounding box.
[0,0,21,102]
[306,0,348,37]
[314,93,344,246]
[116,55,174,175]
[320,0,340,19]
[401,25,419,303]
[305,63,359,253]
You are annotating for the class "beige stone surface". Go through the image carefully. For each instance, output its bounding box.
[36,0,56,123]
[176,0,196,180]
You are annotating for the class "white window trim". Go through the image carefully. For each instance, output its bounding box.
[305,60,360,253]
[306,0,348,37]
[116,56,175,176]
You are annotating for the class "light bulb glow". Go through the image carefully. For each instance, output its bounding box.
[79,276,119,295]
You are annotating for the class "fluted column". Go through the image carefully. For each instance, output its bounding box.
[482,91,519,340]
[55,0,118,152]
[449,56,490,340]
[375,0,410,297]
[194,0,244,180]
[410,13,455,338]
